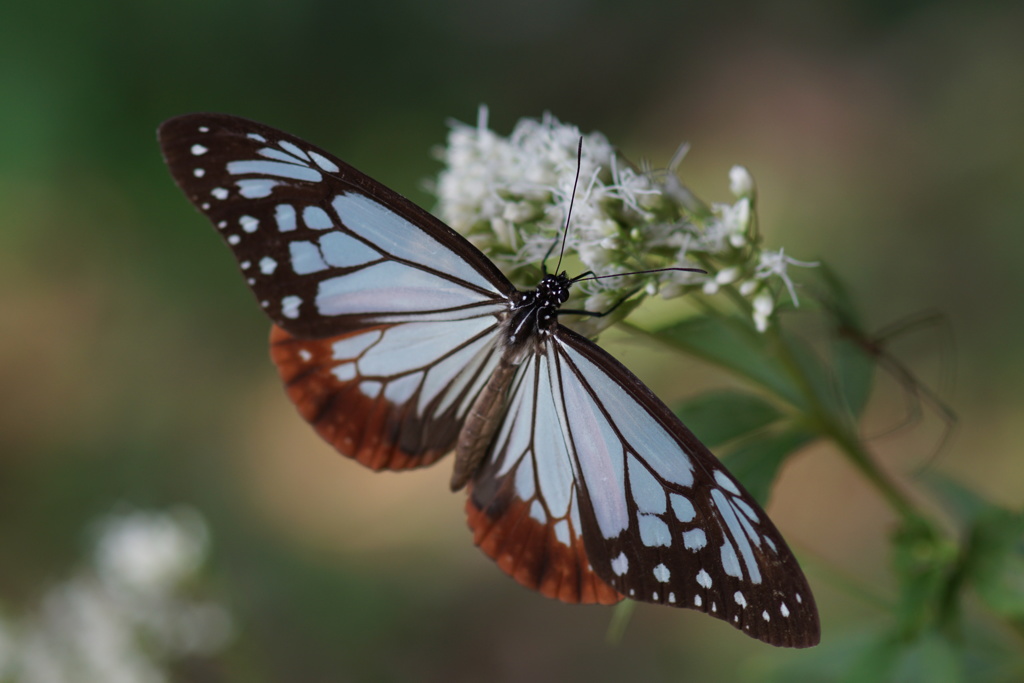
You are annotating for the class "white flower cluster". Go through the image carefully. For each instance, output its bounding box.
[0,507,232,683]
[433,106,816,334]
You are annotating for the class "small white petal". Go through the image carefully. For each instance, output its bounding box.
[729,165,754,197]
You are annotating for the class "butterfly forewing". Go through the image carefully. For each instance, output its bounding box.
[554,326,818,647]
[468,324,819,647]
[160,113,518,470]
[158,114,514,338]
[159,113,819,647]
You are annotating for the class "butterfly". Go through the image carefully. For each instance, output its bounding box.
[158,113,820,648]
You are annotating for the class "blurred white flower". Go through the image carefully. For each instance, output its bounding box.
[753,292,776,333]
[2,506,232,683]
[728,164,754,198]
[754,248,819,308]
[94,508,207,596]
[433,106,817,333]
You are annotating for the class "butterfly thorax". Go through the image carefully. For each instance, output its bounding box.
[503,273,572,354]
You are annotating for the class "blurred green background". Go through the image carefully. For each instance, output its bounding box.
[2,0,1023,680]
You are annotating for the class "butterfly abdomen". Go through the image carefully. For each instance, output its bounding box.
[450,354,519,491]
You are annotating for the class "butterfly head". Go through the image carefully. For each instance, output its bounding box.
[536,272,572,307]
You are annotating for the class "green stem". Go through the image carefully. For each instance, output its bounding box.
[759,316,925,527]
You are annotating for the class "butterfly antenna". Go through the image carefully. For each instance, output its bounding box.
[571,266,706,284]
[548,138,584,275]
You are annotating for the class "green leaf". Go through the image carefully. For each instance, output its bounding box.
[813,262,865,331]
[808,263,878,420]
[673,390,784,448]
[890,518,958,637]
[832,335,877,420]
[917,470,999,526]
[655,315,807,408]
[781,328,846,421]
[722,428,817,506]
[966,509,1024,619]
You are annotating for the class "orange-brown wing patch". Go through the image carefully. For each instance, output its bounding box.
[270,324,462,471]
[465,479,622,605]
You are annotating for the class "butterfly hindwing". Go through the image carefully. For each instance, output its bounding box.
[271,319,503,470]
[466,350,624,604]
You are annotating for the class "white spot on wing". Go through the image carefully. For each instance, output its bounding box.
[653,563,670,582]
[240,261,251,270]
[319,231,380,267]
[259,257,277,275]
[298,349,312,362]
[714,470,741,495]
[198,126,209,133]
[552,519,570,546]
[193,168,205,177]
[246,132,266,142]
[638,514,671,547]
[696,569,712,589]
[628,457,666,514]
[734,497,759,523]
[211,187,229,200]
[331,330,383,360]
[227,234,240,245]
[290,241,328,274]
[303,205,333,230]
[383,373,421,404]
[281,295,302,319]
[693,595,702,607]
[762,610,770,622]
[275,204,296,232]
[780,602,790,617]
[670,494,696,522]
[237,179,278,198]
[240,215,259,233]
[721,541,741,578]
[712,488,762,583]
[611,552,629,576]
[309,151,340,173]
[332,363,356,381]
[191,144,208,156]
[359,380,382,398]
[682,528,707,550]
[278,140,309,160]
[734,591,747,608]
